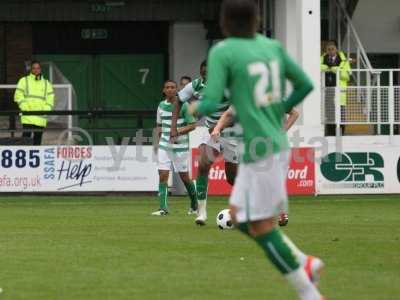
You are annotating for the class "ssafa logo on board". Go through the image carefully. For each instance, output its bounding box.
[45,146,93,190]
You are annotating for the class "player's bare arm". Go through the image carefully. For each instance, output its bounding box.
[177,122,196,136]
[211,107,234,141]
[153,125,161,153]
[170,95,181,142]
[284,108,300,131]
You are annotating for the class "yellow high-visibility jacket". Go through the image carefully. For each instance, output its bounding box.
[14,74,55,127]
[321,51,351,106]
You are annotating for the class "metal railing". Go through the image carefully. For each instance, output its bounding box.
[0,109,156,145]
[321,69,400,136]
[0,83,74,140]
[0,83,157,145]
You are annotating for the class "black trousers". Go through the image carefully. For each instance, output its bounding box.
[22,124,44,145]
[325,124,345,136]
[324,105,346,136]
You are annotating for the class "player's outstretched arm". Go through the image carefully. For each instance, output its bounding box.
[282,46,314,113]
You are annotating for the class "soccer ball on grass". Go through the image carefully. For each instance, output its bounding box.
[216,209,234,230]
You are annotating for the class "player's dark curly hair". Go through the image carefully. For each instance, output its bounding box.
[180,76,192,82]
[220,0,259,38]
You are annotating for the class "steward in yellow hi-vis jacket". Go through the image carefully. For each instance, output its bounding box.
[321,40,351,136]
[14,61,55,145]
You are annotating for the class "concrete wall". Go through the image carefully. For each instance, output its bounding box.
[352,0,400,53]
[169,22,209,83]
[275,0,323,143]
[275,0,298,59]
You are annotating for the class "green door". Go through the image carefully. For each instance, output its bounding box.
[37,55,94,110]
[96,54,164,144]
[37,54,164,144]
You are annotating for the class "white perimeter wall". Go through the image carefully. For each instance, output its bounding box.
[275,0,323,145]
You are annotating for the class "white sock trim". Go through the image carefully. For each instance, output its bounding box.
[282,233,307,265]
[285,268,321,300]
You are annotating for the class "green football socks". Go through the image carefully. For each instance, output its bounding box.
[254,228,300,274]
[237,224,322,299]
[237,222,251,237]
[184,181,198,210]
[158,183,168,211]
[196,174,208,201]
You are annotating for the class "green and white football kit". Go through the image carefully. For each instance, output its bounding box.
[179,77,239,224]
[221,105,291,223]
[178,77,238,164]
[197,34,325,300]
[157,100,195,172]
[197,35,313,221]
[153,100,197,215]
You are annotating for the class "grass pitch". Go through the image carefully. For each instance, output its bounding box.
[0,195,399,300]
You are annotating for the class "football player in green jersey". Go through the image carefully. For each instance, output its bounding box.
[152,80,198,216]
[190,1,326,299]
[171,61,238,226]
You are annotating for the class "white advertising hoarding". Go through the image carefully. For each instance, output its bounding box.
[0,146,159,192]
[316,146,400,194]
[2,144,400,194]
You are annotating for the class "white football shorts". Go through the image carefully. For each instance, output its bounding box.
[158,148,189,173]
[230,151,290,223]
[198,128,238,164]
